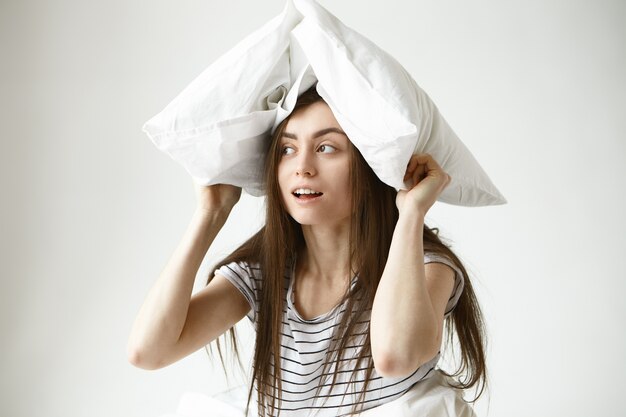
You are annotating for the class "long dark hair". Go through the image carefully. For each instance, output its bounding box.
[203,85,488,416]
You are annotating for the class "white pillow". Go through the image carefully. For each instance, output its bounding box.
[142,0,309,197]
[356,369,477,416]
[161,370,476,417]
[142,0,507,206]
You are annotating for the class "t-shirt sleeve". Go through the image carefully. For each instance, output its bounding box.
[215,260,257,323]
[424,252,465,318]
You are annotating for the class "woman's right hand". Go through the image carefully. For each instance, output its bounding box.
[193,181,242,213]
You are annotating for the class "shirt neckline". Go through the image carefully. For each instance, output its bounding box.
[287,254,358,324]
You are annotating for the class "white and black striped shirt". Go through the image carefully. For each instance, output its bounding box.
[217,252,464,417]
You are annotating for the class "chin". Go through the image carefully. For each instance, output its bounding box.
[290,211,351,227]
[289,213,325,225]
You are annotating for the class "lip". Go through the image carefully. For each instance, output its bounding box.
[292,193,324,205]
[291,184,323,193]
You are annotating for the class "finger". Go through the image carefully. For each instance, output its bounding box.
[416,153,446,177]
[404,155,420,179]
[414,163,427,181]
[411,169,421,186]
[405,153,431,179]
[415,153,438,168]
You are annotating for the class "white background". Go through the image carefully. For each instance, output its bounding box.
[1,0,624,416]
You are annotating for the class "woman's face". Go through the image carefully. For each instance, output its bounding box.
[277,101,352,226]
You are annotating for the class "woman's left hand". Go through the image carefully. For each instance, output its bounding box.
[396,153,451,216]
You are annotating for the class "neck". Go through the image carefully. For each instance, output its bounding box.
[296,222,353,287]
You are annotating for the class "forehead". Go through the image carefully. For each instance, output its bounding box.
[282,101,343,136]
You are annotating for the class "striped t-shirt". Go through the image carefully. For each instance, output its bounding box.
[216,251,464,417]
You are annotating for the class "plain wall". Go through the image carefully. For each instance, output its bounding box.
[1,0,625,416]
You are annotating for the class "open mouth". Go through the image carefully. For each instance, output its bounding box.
[292,191,324,200]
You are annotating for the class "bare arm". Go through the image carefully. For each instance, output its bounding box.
[126,183,241,369]
[371,153,455,377]
[370,209,455,378]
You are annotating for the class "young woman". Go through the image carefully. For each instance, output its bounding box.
[128,85,488,417]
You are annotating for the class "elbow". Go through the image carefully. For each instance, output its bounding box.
[373,347,439,379]
[374,353,415,378]
[127,344,163,371]
[371,326,442,378]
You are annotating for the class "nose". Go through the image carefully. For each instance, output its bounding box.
[295,148,316,177]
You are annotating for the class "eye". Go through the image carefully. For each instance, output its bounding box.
[281,146,294,156]
[318,144,336,153]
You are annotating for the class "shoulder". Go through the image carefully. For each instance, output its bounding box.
[216,259,261,285]
[214,259,260,324]
[424,251,465,317]
[218,259,259,272]
[424,251,461,276]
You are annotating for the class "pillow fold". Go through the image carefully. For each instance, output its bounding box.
[142,0,507,206]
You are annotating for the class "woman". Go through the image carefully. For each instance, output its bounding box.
[128,85,488,417]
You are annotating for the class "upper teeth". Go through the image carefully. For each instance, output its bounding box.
[294,188,322,195]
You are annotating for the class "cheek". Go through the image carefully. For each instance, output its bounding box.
[328,165,352,205]
[334,161,352,189]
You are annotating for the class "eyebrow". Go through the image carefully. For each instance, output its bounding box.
[281,127,347,140]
